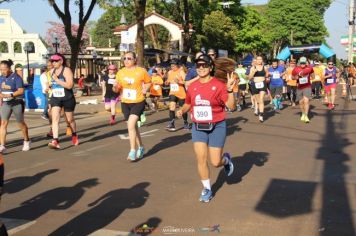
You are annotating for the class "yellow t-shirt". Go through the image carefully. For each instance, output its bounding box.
[167,69,186,99]
[312,66,324,82]
[150,75,163,96]
[116,67,151,103]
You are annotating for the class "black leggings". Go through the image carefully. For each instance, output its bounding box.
[287,85,297,103]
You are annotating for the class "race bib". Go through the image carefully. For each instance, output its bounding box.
[327,78,334,84]
[170,83,179,92]
[272,72,280,79]
[255,81,264,89]
[193,106,213,121]
[314,75,321,81]
[153,85,160,91]
[299,77,308,85]
[2,91,13,101]
[52,88,65,98]
[108,79,116,85]
[122,88,137,100]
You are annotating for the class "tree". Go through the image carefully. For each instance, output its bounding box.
[134,0,147,66]
[44,22,89,54]
[48,0,97,71]
[199,11,238,54]
[235,7,270,56]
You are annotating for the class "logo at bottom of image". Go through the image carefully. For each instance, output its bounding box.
[198,224,221,233]
[133,224,157,234]
[162,226,195,234]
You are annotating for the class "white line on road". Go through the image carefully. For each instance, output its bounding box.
[118,129,159,140]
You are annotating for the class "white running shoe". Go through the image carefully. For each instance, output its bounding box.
[22,140,31,151]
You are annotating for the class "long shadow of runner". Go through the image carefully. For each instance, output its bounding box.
[0,178,99,221]
[48,182,150,236]
[4,169,59,194]
[212,151,269,196]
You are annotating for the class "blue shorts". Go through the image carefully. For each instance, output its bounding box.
[191,121,226,148]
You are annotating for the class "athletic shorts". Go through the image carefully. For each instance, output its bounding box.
[238,84,247,91]
[324,83,337,93]
[50,97,76,112]
[169,95,185,106]
[270,86,283,97]
[250,81,267,95]
[1,100,25,122]
[104,96,119,106]
[121,101,146,121]
[296,87,312,101]
[191,120,226,148]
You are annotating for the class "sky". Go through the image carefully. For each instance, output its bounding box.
[0,0,348,59]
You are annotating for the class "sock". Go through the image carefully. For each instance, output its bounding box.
[111,115,115,119]
[54,138,59,142]
[201,179,211,190]
[72,132,77,136]
[169,110,175,120]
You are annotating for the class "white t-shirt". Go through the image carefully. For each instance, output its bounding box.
[40,72,48,94]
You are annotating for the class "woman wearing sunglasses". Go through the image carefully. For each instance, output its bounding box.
[48,53,78,149]
[177,54,236,203]
[114,51,151,161]
[323,61,340,110]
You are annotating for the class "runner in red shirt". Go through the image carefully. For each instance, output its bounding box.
[177,54,236,203]
[292,57,314,123]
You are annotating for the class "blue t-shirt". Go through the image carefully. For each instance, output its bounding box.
[0,72,24,99]
[268,66,285,87]
[185,66,197,81]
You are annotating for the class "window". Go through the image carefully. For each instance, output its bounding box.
[13,41,22,53]
[0,41,8,53]
[0,18,4,24]
[24,41,35,53]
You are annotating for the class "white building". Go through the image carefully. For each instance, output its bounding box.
[0,9,47,70]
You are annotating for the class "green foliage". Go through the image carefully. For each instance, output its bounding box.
[199,10,238,53]
[235,7,270,55]
[13,41,22,53]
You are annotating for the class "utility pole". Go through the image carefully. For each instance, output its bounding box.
[348,0,355,63]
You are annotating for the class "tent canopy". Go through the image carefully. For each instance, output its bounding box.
[276,43,335,61]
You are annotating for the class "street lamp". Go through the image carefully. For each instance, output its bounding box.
[52,33,60,53]
[23,42,33,83]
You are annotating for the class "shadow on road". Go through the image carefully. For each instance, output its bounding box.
[48,182,150,236]
[212,151,269,196]
[4,169,59,194]
[0,178,99,221]
[129,217,162,235]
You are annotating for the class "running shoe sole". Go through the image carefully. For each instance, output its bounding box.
[48,143,60,149]
[223,153,234,177]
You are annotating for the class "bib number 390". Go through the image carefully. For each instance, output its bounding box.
[193,106,213,121]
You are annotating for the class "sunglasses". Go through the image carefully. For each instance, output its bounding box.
[208,54,215,56]
[51,60,61,63]
[123,57,133,61]
[196,63,210,69]
[328,63,334,66]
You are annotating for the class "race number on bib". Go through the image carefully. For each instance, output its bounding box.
[314,75,321,81]
[299,77,308,85]
[122,88,137,100]
[153,85,161,91]
[327,78,334,84]
[2,91,13,101]
[170,83,179,92]
[52,88,65,98]
[108,79,116,85]
[255,81,264,89]
[272,72,280,79]
[193,106,213,121]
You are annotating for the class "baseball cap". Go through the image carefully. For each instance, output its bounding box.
[195,54,213,66]
[299,57,307,64]
[170,58,180,65]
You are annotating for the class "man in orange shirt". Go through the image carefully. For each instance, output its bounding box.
[165,59,189,131]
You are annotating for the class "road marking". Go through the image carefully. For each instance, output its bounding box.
[118,129,159,140]
[71,143,113,156]
[0,218,36,235]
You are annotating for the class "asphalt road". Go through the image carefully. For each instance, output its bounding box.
[0,91,356,236]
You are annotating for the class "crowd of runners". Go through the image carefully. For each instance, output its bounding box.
[0,49,346,202]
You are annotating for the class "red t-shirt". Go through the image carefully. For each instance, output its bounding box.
[185,77,228,123]
[78,77,85,89]
[292,66,314,89]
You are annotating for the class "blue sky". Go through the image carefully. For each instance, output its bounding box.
[0,0,348,59]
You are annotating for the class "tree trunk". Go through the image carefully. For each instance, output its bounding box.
[182,0,191,53]
[134,0,147,67]
[147,25,161,64]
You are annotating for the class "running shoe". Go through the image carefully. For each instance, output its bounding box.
[183,121,191,130]
[278,103,283,110]
[223,153,234,177]
[236,104,242,112]
[0,145,6,153]
[254,109,259,116]
[41,114,49,121]
[300,114,306,122]
[72,135,79,146]
[127,150,136,161]
[251,104,255,109]
[166,121,176,131]
[48,140,60,149]
[328,103,334,110]
[140,113,147,124]
[66,127,72,136]
[304,115,310,123]
[258,115,264,123]
[110,117,116,125]
[199,188,213,203]
[22,140,31,151]
[136,146,145,159]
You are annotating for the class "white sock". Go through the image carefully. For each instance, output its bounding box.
[201,179,211,190]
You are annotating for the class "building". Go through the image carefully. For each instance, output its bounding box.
[0,9,47,71]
